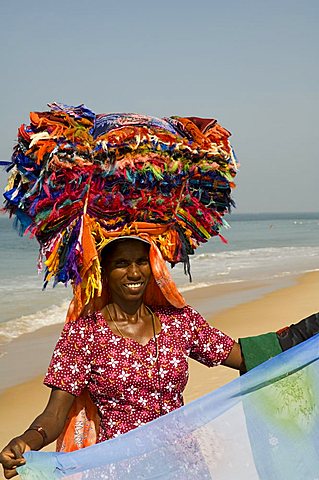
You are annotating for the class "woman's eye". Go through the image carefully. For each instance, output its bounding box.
[115,261,129,268]
[138,259,149,265]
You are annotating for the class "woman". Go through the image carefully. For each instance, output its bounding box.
[0,236,242,478]
[1,236,318,479]
[2,104,318,478]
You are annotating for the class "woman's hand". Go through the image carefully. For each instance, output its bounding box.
[0,437,30,479]
[0,388,75,479]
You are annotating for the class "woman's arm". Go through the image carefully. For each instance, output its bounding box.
[0,388,74,479]
[276,312,319,350]
[227,312,319,372]
[223,341,246,372]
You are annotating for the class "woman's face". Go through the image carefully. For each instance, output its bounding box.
[103,240,151,305]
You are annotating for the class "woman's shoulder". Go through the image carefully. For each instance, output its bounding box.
[62,311,104,334]
[152,304,199,320]
[152,304,197,312]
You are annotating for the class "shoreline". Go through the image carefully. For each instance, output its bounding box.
[0,274,293,393]
[0,271,319,452]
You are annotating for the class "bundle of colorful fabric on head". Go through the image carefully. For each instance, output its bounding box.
[3,103,238,318]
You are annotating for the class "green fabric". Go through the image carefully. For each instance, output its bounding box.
[239,332,283,371]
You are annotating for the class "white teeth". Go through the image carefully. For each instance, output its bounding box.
[126,283,143,289]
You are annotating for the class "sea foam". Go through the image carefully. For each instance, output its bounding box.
[0,300,70,344]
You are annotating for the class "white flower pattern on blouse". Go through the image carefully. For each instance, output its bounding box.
[44,305,234,442]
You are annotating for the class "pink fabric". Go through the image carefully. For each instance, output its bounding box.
[44,306,234,441]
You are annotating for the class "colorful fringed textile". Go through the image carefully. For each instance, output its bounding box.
[3,103,238,315]
[17,334,319,479]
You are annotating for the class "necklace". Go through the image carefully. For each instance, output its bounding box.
[105,304,164,416]
[105,304,159,365]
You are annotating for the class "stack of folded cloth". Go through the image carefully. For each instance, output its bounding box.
[3,102,238,311]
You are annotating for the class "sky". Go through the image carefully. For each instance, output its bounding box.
[0,0,318,213]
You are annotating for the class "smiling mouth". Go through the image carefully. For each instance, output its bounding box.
[124,282,144,292]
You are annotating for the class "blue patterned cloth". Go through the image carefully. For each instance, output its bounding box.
[18,334,319,479]
[93,112,179,138]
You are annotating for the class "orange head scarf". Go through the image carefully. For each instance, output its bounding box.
[65,217,186,323]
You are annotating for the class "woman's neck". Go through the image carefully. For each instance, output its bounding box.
[109,301,147,323]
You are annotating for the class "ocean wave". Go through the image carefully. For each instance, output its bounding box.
[0,277,43,293]
[192,245,319,261]
[0,300,69,344]
[171,246,319,291]
[1,266,318,345]
[1,242,318,344]
[178,279,244,293]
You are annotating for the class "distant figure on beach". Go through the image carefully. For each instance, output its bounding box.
[1,104,319,478]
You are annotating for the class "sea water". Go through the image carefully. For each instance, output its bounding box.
[0,213,318,347]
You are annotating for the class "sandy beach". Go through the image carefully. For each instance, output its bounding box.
[1,271,319,460]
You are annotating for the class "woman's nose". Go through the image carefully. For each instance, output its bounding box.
[127,263,141,278]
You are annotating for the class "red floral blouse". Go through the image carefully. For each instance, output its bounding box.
[44,305,234,442]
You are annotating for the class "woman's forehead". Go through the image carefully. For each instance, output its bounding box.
[107,239,150,259]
